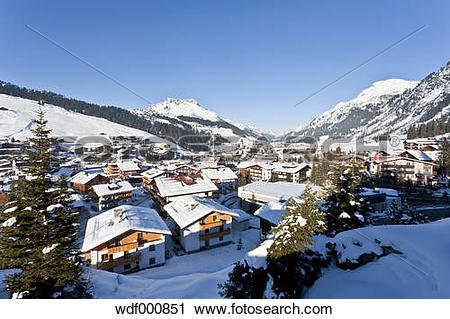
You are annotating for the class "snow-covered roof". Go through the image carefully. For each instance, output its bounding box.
[155,176,218,198]
[401,150,433,161]
[82,205,171,252]
[237,161,273,170]
[91,181,134,197]
[200,167,238,181]
[117,161,140,172]
[69,193,85,208]
[239,181,322,202]
[272,163,310,174]
[254,201,286,226]
[423,151,440,161]
[164,195,239,229]
[68,171,103,185]
[142,168,166,180]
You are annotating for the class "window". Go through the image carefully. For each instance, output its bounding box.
[149,257,156,265]
[124,264,131,270]
[219,225,224,232]
[124,251,129,256]
[219,236,224,241]
[149,244,155,251]
[212,215,217,221]
[137,233,143,240]
[101,254,108,262]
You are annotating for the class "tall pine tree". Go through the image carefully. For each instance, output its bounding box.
[0,107,90,298]
[267,186,327,259]
[323,162,370,236]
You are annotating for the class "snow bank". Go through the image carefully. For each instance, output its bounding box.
[305,219,450,298]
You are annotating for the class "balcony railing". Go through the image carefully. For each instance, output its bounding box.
[107,241,139,254]
[96,253,141,270]
[199,220,223,230]
[199,229,231,241]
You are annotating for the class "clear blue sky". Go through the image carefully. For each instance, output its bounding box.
[1,1,449,132]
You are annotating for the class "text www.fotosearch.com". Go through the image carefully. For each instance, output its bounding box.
[114,302,333,316]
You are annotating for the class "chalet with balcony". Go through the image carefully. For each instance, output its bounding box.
[271,163,311,183]
[164,196,239,253]
[369,156,435,185]
[81,205,171,274]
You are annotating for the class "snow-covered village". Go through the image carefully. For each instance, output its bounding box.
[1,2,450,317]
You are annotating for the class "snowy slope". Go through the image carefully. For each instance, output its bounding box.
[0,94,156,139]
[291,61,450,139]
[132,98,264,140]
[146,98,220,122]
[293,79,418,138]
[305,218,450,298]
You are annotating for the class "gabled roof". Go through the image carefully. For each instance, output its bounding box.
[272,163,311,174]
[68,171,104,185]
[142,168,167,180]
[81,205,171,252]
[239,181,322,202]
[400,150,433,161]
[164,195,239,229]
[117,161,140,172]
[154,175,218,198]
[200,167,238,181]
[254,197,303,226]
[91,181,134,197]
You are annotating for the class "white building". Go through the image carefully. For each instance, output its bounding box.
[164,196,240,253]
[81,205,171,274]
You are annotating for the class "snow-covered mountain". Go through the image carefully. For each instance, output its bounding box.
[0,94,157,140]
[289,61,450,139]
[132,98,264,140]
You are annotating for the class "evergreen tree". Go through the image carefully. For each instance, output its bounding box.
[438,139,450,176]
[323,162,369,236]
[267,186,327,259]
[0,108,90,298]
[238,171,252,186]
[387,200,429,225]
[217,260,268,299]
[310,158,328,186]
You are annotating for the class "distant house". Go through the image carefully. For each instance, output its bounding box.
[90,181,135,211]
[68,171,109,194]
[271,163,311,183]
[81,205,171,274]
[151,175,218,206]
[164,196,239,253]
[404,138,440,151]
[369,156,435,185]
[238,181,322,213]
[197,167,238,193]
[106,161,141,178]
[237,162,274,182]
